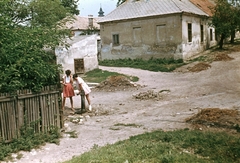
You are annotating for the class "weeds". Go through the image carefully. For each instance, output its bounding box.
[0,123,60,161]
[64,129,240,163]
[99,58,185,72]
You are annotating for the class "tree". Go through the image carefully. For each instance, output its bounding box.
[210,0,234,48]
[61,0,80,15]
[228,0,240,43]
[210,0,240,48]
[29,0,68,27]
[0,0,75,93]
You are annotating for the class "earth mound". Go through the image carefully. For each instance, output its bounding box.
[213,53,234,61]
[186,108,240,133]
[188,62,211,72]
[94,75,138,91]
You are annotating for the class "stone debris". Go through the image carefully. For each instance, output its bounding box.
[132,89,170,100]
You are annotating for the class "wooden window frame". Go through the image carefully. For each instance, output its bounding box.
[188,23,192,42]
[210,28,213,41]
[112,34,119,45]
[200,25,204,42]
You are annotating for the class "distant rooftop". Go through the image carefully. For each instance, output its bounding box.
[66,15,100,30]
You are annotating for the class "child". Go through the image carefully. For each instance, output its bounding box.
[73,74,92,111]
[62,69,75,112]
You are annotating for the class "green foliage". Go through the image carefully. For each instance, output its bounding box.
[0,25,62,92]
[0,123,60,161]
[0,0,77,93]
[64,129,240,163]
[29,0,68,27]
[61,0,80,15]
[99,58,185,72]
[210,0,240,48]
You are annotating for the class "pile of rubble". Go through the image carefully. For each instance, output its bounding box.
[186,108,240,132]
[94,75,139,91]
[188,62,211,72]
[213,53,234,61]
[132,89,170,101]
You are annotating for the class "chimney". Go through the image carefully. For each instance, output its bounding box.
[88,15,93,28]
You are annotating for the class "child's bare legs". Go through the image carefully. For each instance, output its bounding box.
[85,94,91,105]
[70,97,74,111]
[86,94,92,111]
[62,97,74,112]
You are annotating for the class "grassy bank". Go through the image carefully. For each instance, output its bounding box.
[64,129,240,163]
[99,58,185,72]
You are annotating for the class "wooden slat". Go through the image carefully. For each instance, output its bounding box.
[0,103,6,140]
[0,85,62,142]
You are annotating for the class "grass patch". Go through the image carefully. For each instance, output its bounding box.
[82,68,139,83]
[0,125,60,161]
[82,58,185,83]
[99,58,186,72]
[64,129,240,163]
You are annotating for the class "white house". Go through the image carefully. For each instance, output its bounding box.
[97,0,217,61]
[56,15,101,76]
[55,35,99,76]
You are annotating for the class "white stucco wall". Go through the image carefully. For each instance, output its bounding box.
[181,15,217,60]
[99,14,217,61]
[55,35,99,76]
[100,15,183,60]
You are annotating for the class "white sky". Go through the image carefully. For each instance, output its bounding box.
[78,0,118,17]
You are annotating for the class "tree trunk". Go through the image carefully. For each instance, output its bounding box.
[230,30,235,44]
[219,33,225,49]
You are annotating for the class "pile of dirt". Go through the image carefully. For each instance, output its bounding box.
[188,62,211,72]
[94,75,138,91]
[186,108,240,132]
[213,53,234,61]
[132,89,170,101]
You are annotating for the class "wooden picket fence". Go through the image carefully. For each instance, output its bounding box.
[0,85,63,142]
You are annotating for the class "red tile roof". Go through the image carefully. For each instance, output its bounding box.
[190,0,215,16]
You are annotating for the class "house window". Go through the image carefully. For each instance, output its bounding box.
[74,59,84,74]
[113,34,119,45]
[188,23,192,42]
[200,25,204,42]
[156,24,166,44]
[210,29,213,41]
[133,27,142,46]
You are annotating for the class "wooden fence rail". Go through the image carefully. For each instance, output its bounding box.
[0,85,63,142]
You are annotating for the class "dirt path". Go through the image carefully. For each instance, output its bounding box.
[7,52,240,163]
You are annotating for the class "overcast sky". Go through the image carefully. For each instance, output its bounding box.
[78,0,118,17]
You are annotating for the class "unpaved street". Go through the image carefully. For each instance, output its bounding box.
[7,52,240,163]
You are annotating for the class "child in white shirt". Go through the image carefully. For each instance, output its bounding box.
[73,74,92,111]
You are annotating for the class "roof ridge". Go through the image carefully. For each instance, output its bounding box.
[171,0,182,12]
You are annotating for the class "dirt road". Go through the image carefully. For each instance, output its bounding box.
[8,52,240,163]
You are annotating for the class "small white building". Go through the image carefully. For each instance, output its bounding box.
[55,35,99,75]
[56,15,101,76]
